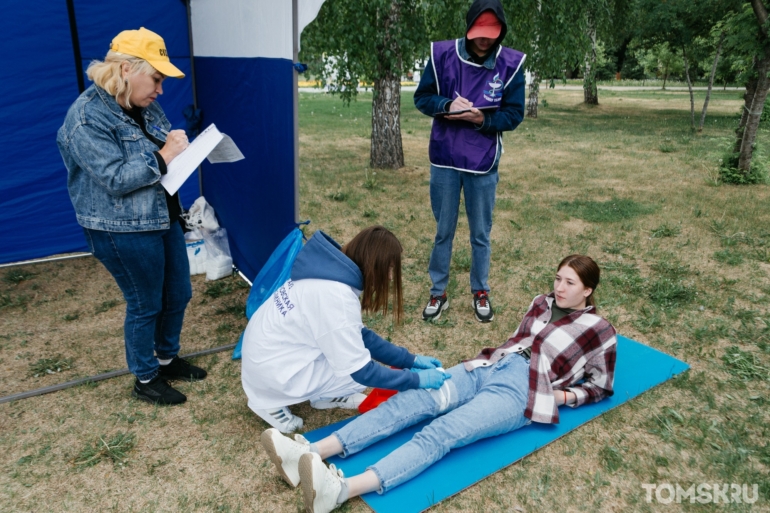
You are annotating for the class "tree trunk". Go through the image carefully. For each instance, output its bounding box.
[734,75,758,154]
[735,0,770,175]
[699,31,725,132]
[526,72,539,118]
[682,47,695,131]
[370,75,404,169]
[662,64,669,90]
[583,15,599,105]
[737,53,770,173]
[369,1,404,169]
[615,37,631,76]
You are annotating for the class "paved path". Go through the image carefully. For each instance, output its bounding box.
[299,85,743,94]
[549,84,743,92]
[299,86,417,93]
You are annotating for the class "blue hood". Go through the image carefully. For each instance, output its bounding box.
[290,231,363,289]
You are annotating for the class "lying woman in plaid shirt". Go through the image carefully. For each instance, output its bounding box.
[262,255,617,513]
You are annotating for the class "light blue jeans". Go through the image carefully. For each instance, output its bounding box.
[428,165,499,296]
[333,352,530,493]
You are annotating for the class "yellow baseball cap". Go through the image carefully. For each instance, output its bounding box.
[110,27,185,78]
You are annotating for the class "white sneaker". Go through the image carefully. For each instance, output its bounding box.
[253,406,304,433]
[310,392,367,410]
[299,452,344,513]
[261,428,311,487]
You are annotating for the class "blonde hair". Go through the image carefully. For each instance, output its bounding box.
[86,51,158,109]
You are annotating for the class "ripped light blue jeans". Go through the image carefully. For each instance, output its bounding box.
[333,352,530,493]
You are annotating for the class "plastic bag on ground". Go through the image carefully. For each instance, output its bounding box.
[184,230,207,275]
[182,196,219,232]
[201,227,233,281]
[181,197,232,281]
[232,227,304,359]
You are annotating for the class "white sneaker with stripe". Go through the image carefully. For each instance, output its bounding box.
[310,392,367,410]
[253,406,304,433]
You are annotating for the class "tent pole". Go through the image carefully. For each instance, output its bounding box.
[0,343,237,405]
[65,0,85,93]
[292,0,300,222]
[186,0,204,198]
[0,253,91,269]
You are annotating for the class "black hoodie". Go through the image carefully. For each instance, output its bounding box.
[465,0,509,53]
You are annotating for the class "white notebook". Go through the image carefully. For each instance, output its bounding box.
[161,124,224,195]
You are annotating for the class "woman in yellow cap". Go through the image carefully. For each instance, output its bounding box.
[57,28,206,405]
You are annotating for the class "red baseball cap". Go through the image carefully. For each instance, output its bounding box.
[467,11,502,40]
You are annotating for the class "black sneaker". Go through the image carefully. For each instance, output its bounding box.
[422,293,449,321]
[473,291,494,323]
[158,356,208,382]
[132,376,187,405]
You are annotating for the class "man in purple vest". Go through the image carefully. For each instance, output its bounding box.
[415,0,526,323]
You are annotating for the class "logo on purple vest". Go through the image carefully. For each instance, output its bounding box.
[483,73,504,102]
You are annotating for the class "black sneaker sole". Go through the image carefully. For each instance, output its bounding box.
[474,312,494,323]
[158,372,206,382]
[131,389,187,405]
[422,299,450,322]
[472,299,494,323]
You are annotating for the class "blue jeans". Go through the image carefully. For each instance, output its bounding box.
[428,165,499,296]
[84,223,192,381]
[333,353,530,493]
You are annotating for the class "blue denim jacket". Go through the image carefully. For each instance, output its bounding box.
[57,84,178,232]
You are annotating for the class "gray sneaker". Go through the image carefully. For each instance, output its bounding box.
[422,293,449,321]
[473,291,494,323]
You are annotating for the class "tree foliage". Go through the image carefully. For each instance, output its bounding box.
[300,0,427,103]
[300,0,428,168]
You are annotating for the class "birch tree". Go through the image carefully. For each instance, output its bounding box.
[300,0,427,169]
[699,29,727,132]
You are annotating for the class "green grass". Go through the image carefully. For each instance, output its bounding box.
[556,197,657,223]
[94,299,121,314]
[203,277,248,299]
[72,432,136,468]
[650,223,681,238]
[2,269,36,284]
[722,346,768,380]
[28,356,74,378]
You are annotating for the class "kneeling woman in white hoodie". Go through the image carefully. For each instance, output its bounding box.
[241,226,449,432]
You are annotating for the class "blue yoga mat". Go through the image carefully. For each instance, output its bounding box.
[303,335,689,513]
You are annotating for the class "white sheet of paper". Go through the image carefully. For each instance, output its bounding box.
[161,124,224,195]
[206,134,245,164]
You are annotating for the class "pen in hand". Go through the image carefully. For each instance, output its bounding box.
[151,125,169,136]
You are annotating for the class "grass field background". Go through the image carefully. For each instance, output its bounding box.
[1,88,768,511]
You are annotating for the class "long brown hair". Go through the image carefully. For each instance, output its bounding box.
[557,254,601,310]
[342,226,404,323]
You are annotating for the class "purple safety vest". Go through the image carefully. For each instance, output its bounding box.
[429,39,525,174]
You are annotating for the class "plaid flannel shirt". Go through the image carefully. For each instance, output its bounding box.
[464,293,617,424]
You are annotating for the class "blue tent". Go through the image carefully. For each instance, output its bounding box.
[1,0,324,281]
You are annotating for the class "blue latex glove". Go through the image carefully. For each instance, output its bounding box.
[417,368,451,389]
[413,354,442,370]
